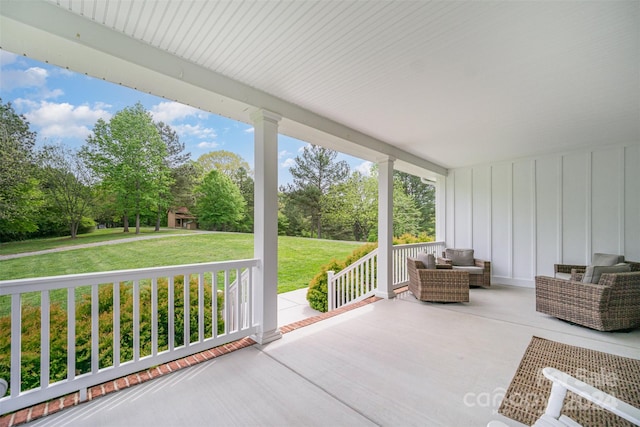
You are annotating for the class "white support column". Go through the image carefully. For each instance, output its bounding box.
[376,156,395,299]
[435,175,446,243]
[251,109,282,345]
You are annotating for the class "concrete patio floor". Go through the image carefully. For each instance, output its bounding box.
[24,285,640,427]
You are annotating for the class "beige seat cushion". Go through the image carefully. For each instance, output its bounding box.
[582,263,631,284]
[452,266,483,275]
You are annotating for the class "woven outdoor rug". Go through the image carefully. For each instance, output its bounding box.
[498,336,640,426]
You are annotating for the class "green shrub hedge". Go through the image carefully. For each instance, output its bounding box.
[306,233,434,312]
[393,232,434,244]
[306,243,378,312]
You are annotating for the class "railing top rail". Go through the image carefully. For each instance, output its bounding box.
[392,241,445,249]
[332,248,378,277]
[0,258,259,295]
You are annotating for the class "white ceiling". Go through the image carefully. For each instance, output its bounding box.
[1,0,638,176]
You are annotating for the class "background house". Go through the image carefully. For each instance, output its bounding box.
[167,207,197,230]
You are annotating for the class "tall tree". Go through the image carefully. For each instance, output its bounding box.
[232,166,254,232]
[194,169,245,231]
[197,150,254,232]
[37,144,95,239]
[288,145,349,238]
[0,99,42,239]
[394,171,436,236]
[197,150,250,178]
[323,171,377,241]
[392,179,422,236]
[154,121,189,231]
[82,103,170,234]
[169,161,201,211]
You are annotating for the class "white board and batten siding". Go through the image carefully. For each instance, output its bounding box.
[444,143,640,287]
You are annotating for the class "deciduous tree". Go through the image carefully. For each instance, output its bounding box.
[197,150,250,178]
[394,171,435,236]
[154,121,189,231]
[0,99,42,239]
[196,150,254,231]
[82,103,170,234]
[194,169,245,231]
[323,172,377,241]
[37,144,95,239]
[392,179,422,236]
[232,166,254,232]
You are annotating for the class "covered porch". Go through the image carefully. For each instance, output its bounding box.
[18,285,640,427]
[1,1,639,425]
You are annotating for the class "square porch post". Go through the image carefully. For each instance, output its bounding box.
[376,156,395,299]
[435,175,446,243]
[251,109,282,345]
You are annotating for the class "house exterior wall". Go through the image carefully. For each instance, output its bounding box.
[444,143,640,287]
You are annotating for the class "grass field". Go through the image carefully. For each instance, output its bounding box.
[0,229,362,293]
[0,227,193,255]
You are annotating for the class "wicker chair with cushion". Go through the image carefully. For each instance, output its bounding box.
[553,253,638,280]
[535,267,640,331]
[438,248,491,288]
[407,256,469,303]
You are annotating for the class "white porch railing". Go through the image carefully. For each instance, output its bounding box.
[327,241,445,311]
[227,268,251,333]
[0,259,258,415]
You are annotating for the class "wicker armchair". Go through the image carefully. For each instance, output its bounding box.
[535,271,640,331]
[407,257,469,302]
[554,260,640,279]
[438,249,491,288]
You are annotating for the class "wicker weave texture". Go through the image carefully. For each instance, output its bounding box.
[407,257,469,302]
[499,337,640,426]
[437,251,491,288]
[535,272,640,331]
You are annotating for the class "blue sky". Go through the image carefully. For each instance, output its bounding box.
[0,49,372,186]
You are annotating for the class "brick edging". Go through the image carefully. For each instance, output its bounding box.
[0,295,382,427]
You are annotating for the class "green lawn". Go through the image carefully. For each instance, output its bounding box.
[0,231,362,293]
[0,227,194,255]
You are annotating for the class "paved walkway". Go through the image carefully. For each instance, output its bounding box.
[277,287,322,326]
[0,233,198,261]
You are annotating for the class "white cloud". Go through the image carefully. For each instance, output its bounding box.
[278,150,291,159]
[0,63,63,100]
[94,101,113,110]
[150,101,201,123]
[1,66,48,91]
[244,127,254,133]
[197,141,219,149]
[12,98,39,110]
[355,161,373,176]
[172,123,217,140]
[25,101,112,139]
[281,158,296,168]
[45,88,64,99]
